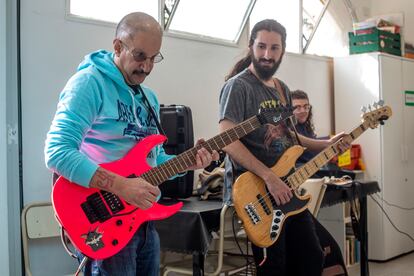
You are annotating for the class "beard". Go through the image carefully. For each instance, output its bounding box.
[251,53,282,81]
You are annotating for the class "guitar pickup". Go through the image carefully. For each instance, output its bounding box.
[101,191,125,214]
[81,192,112,223]
[245,203,261,224]
[256,194,271,215]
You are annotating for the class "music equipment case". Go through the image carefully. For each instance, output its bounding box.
[159,104,194,198]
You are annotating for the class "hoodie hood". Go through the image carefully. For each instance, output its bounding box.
[77,50,129,91]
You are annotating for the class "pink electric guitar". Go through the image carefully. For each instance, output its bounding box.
[52,107,293,260]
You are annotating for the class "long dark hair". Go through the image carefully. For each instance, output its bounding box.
[291,90,316,137]
[225,19,287,81]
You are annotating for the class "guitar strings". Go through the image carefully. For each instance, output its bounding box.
[247,135,346,210]
[249,179,293,210]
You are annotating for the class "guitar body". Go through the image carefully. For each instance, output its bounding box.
[233,104,392,249]
[52,134,183,260]
[233,145,311,248]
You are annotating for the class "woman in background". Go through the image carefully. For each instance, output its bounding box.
[291,90,317,165]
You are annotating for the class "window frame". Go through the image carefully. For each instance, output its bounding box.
[64,0,348,55]
[163,0,257,45]
[65,0,161,29]
[65,0,255,46]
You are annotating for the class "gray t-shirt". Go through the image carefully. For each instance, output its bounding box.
[219,68,296,203]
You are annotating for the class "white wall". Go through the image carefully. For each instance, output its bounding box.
[369,0,414,45]
[277,53,333,136]
[352,0,414,45]
[20,0,333,274]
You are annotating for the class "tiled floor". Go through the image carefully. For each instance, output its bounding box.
[164,252,414,276]
[349,253,414,276]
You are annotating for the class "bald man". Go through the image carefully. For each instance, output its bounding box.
[45,12,217,275]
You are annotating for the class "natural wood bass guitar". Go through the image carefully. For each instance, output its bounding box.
[233,103,392,248]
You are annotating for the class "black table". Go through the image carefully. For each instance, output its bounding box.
[155,197,222,276]
[321,181,380,276]
[156,181,380,276]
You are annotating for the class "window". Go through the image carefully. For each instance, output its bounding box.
[166,0,254,43]
[302,0,325,47]
[304,9,349,57]
[250,0,352,57]
[67,0,351,56]
[68,0,159,24]
[303,0,350,57]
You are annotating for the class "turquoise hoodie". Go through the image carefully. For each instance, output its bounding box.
[45,50,173,187]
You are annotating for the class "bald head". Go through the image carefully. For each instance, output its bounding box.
[115,12,162,41]
[113,12,163,86]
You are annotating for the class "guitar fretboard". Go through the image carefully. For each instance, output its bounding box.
[140,116,262,186]
[287,121,369,189]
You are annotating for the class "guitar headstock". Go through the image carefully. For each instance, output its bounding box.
[257,106,293,125]
[361,101,392,129]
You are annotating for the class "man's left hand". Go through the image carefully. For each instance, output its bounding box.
[329,132,352,154]
[187,138,220,171]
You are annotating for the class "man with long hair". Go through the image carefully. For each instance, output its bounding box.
[219,19,349,275]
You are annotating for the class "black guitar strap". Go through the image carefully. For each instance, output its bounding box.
[273,78,301,147]
[134,85,166,137]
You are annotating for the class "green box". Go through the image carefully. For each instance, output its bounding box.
[349,28,401,56]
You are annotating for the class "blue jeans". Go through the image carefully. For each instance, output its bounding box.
[77,222,160,276]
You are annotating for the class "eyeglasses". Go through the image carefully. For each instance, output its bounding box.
[119,40,164,63]
[293,104,311,112]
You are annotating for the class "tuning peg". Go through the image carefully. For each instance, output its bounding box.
[361,106,367,113]
[378,100,384,106]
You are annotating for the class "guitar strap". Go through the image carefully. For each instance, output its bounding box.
[272,78,287,106]
[52,172,59,186]
[273,78,301,146]
[136,85,166,137]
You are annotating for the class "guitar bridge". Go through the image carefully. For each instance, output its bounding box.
[245,203,261,225]
[81,192,125,223]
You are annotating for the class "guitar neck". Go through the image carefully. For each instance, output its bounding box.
[140,116,262,186]
[288,120,369,189]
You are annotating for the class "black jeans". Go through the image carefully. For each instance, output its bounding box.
[252,210,324,276]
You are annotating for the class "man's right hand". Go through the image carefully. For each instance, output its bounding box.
[89,167,160,210]
[118,177,160,210]
[263,172,293,206]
